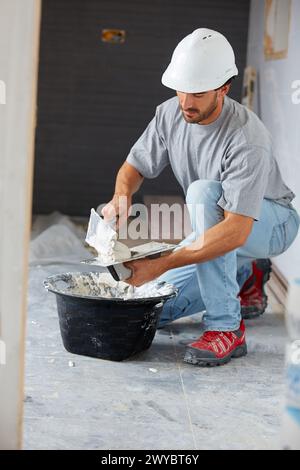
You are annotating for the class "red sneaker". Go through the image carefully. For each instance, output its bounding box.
[239,259,272,320]
[184,321,247,367]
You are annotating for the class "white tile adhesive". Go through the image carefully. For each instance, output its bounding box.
[32,212,176,300]
[45,272,175,300]
[85,209,131,263]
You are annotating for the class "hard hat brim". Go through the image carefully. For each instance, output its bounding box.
[161,65,238,94]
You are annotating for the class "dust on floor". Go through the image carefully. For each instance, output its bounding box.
[24,214,286,450]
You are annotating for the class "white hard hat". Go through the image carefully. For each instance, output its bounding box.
[161,28,238,93]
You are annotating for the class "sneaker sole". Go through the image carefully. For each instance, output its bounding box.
[241,297,268,319]
[241,259,272,320]
[184,343,248,367]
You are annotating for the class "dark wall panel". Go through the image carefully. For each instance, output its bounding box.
[33,0,250,215]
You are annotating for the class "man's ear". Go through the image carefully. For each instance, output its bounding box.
[216,85,229,102]
[221,83,231,97]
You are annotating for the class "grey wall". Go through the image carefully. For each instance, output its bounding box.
[247,0,300,282]
[33,0,250,216]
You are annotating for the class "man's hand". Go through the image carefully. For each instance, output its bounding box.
[124,257,169,287]
[101,161,144,229]
[101,194,132,229]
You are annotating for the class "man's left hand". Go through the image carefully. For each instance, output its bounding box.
[124,257,168,287]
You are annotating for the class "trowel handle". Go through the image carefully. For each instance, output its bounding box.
[107,263,132,282]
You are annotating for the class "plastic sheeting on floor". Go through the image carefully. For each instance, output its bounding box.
[30,212,91,266]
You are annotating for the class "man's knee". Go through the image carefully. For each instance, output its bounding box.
[186,180,222,205]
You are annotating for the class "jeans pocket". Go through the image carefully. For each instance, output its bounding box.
[269,211,300,256]
[172,294,191,315]
[284,211,300,250]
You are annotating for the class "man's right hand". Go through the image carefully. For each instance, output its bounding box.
[101,193,132,229]
[100,161,143,229]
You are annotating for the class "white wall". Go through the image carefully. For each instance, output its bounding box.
[0,0,41,449]
[247,0,300,282]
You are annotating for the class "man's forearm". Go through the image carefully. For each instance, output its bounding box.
[124,215,253,287]
[114,161,144,197]
[102,161,144,223]
[163,217,249,271]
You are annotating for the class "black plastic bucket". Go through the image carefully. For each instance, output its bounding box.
[44,273,177,361]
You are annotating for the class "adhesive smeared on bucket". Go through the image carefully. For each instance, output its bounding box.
[44,272,177,361]
[44,272,175,300]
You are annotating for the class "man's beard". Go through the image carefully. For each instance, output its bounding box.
[181,94,218,124]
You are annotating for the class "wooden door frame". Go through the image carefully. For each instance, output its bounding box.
[0,0,41,450]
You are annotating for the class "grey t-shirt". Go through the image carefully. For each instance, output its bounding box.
[126,96,295,220]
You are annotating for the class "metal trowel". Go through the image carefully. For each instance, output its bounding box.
[81,241,177,281]
[82,209,177,281]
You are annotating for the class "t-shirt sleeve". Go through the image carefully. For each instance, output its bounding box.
[218,145,270,221]
[126,108,169,179]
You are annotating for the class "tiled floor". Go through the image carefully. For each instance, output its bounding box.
[23,263,287,450]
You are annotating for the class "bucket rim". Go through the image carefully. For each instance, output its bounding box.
[43,272,178,304]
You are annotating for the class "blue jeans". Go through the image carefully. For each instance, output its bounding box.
[158,180,300,332]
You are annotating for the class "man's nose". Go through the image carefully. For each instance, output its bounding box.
[181,93,195,109]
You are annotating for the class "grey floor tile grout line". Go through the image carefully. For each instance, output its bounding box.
[169,327,198,450]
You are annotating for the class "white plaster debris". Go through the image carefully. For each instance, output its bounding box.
[30,214,90,266]
[85,208,131,263]
[149,368,158,373]
[45,272,175,300]
[68,361,75,367]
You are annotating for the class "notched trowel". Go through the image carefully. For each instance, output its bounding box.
[82,209,177,281]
